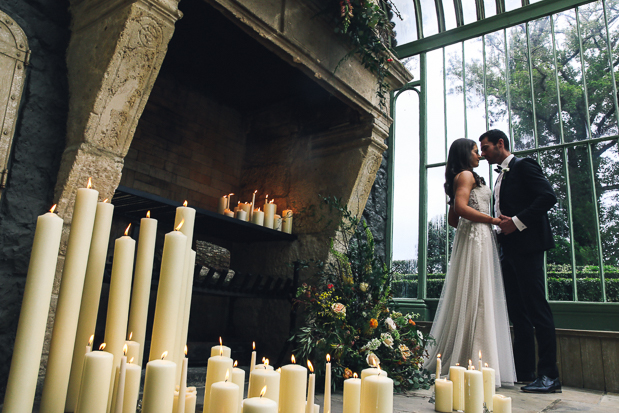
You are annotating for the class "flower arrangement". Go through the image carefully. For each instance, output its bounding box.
[291,197,433,391]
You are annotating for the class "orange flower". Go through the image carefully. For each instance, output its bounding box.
[369,318,378,329]
[408,319,416,326]
[343,368,353,379]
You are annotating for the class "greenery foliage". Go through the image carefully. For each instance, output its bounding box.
[290,197,433,392]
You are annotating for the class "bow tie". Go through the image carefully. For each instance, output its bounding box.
[494,165,503,174]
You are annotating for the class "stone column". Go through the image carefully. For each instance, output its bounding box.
[42,0,182,380]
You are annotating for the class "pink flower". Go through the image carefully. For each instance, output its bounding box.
[332,303,346,316]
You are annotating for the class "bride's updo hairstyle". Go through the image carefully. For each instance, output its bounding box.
[444,138,485,206]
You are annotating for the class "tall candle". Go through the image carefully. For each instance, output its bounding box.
[177,356,189,413]
[112,355,127,413]
[250,342,257,371]
[177,249,196,383]
[2,206,63,413]
[478,351,483,372]
[436,354,441,380]
[142,357,177,413]
[282,210,293,234]
[434,378,453,412]
[209,379,239,413]
[127,212,158,366]
[122,362,141,413]
[202,354,234,413]
[273,214,282,231]
[75,350,114,413]
[342,375,361,413]
[251,208,264,226]
[324,355,331,413]
[493,394,512,413]
[361,374,393,413]
[40,183,99,413]
[243,396,277,413]
[278,361,307,413]
[264,201,277,229]
[464,369,483,413]
[449,365,466,411]
[149,229,187,362]
[218,196,227,214]
[66,200,114,412]
[248,368,280,403]
[250,190,257,221]
[232,363,245,413]
[305,362,315,413]
[482,365,495,411]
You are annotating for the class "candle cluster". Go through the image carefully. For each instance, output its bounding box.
[218,192,293,234]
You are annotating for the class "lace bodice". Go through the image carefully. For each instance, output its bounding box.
[468,184,492,215]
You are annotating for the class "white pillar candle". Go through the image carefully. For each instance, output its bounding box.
[240,203,252,222]
[249,368,280,403]
[263,201,277,229]
[112,355,127,413]
[211,344,232,358]
[482,366,495,411]
[235,209,247,221]
[324,355,331,413]
[254,364,274,371]
[40,185,99,413]
[436,354,441,379]
[360,368,388,401]
[202,354,234,413]
[142,357,177,413]
[232,366,245,413]
[149,229,187,362]
[282,210,293,234]
[218,196,227,214]
[122,362,141,413]
[361,374,393,413]
[127,213,158,367]
[2,207,63,413]
[67,200,114,412]
[251,209,264,226]
[177,357,189,413]
[464,369,483,413]
[224,209,234,218]
[434,378,453,412]
[449,365,466,411]
[209,380,239,413]
[185,389,197,413]
[304,403,319,413]
[278,363,307,413]
[124,340,140,366]
[75,351,114,413]
[342,376,361,413]
[243,397,277,413]
[273,214,282,231]
[492,394,511,413]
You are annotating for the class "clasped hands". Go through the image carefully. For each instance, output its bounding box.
[497,215,517,234]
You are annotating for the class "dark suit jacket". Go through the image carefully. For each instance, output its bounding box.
[497,156,557,254]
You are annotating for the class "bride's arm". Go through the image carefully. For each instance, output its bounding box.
[453,171,502,225]
[448,205,459,228]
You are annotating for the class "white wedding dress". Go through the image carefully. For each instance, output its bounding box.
[425,184,516,387]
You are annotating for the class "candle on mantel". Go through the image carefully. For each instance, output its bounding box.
[243,386,277,413]
[209,370,239,413]
[202,347,234,413]
[227,193,235,210]
[449,364,466,411]
[240,202,252,221]
[305,360,315,413]
[464,366,483,413]
[75,346,114,413]
[282,209,293,234]
[211,337,232,358]
[273,214,282,231]
[343,373,361,413]
[122,357,141,413]
[250,190,257,221]
[248,360,280,403]
[361,369,393,413]
[40,178,99,413]
[493,394,512,413]
[232,361,245,413]
[2,204,63,413]
[142,352,177,413]
[124,333,140,366]
[127,210,158,366]
[264,198,277,229]
[252,208,265,226]
[434,378,453,413]
[482,363,495,411]
[235,209,247,221]
[224,209,235,218]
[67,199,114,412]
[218,196,227,214]
[278,355,307,413]
[324,354,332,413]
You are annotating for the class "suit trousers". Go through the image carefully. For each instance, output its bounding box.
[500,248,559,380]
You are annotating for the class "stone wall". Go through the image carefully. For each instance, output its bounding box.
[0,0,70,399]
[362,151,389,263]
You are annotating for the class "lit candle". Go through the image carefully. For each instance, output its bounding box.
[305,360,315,413]
[360,365,388,399]
[142,353,177,413]
[251,208,264,226]
[235,209,247,221]
[464,367,483,413]
[75,348,114,413]
[2,205,63,413]
[342,373,360,413]
[122,358,141,413]
[112,347,128,413]
[211,337,232,358]
[250,342,257,371]
[177,249,196,385]
[185,388,197,413]
[273,214,282,231]
[127,210,158,366]
[324,354,331,413]
[41,180,99,413]
[264,199,277,229]
[492,394,512,413]
[176,348,188,413]
[218,196,227,214]
[449,365,466,411]
[208,370,239,413]
[361,371,393,413]
[67,199,114,412]
[202,348,234,412]
[482,363,495,411]
[250,190,257,221]
[149,224,187,362]
[478,351,483,372]
[240,202,252,222]
[227,193,235,210]
[282,210,293,233]
[244,387,277,413]
[255,357,274,370]
[232,361,246,413]
[124,334,140,366]
[436,354,442,380]
[278,356,307,413]
[224,209,234,218]
[434,378,453,412]
[248,361,280,403]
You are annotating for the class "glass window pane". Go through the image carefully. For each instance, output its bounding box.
[505,0,521,13]
[427,166,447,298]
[392,0,418,45]
[483,0,497,19]
[404,55,421,83]
[427,48,446,165]
[446,43,465,148]
[443,0,458,31]
[507,24,536,151]
[464,37,487,140]
[462,0,479,25]
[484,31,511,136]
[606,0,619,130]
[420,0,439,37]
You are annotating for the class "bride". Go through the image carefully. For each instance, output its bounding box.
[424,138,516,387]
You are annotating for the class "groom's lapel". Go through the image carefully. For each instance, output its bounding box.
[499,157,518,202]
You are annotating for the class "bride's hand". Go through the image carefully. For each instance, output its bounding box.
[491,217,502,226]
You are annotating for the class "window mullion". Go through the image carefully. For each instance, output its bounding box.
[586,142,606,302]
[602,0,619,128]
[526,22,539,148]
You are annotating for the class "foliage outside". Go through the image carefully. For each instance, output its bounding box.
[291,197,433,392]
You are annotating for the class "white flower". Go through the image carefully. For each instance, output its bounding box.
[359,282,369,292]
[417,330,424,340]
[385,317,397,331]
[366,352,380,367]
[362,338,381,352]
[331,303,346,316]
[381,333,394,348]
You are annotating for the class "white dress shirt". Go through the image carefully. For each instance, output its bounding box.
[494,154,527,233]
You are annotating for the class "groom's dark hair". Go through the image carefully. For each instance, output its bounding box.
[479,129,510,151]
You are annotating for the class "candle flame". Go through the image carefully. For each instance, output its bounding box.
[276,367,282,374]
[262,357,266,363]
[456,363,460,366]
[123,344,128,356]
[327,354,330,362]
[253,341,256,350]
[88,335,94,347]
[220,347,223,357]
[307,360,314,372]
[260,386,267,398]
[128,332,133,340]
[438,354,441,359]
[162,351,168,360]
[485,363,489,367]
[183,200,188,207]
[185,345,188,356]
[99,343,106,351]
[270,199,275,203]
[219,337,223,346]
[353,372,358,379]
[264,359,269,367]
[254,190,257,194]
[291,355,296,364]
[175,219,184,231]
[225,369,230,382]
[469,359,472,366]
[50,204,57,213]
[87,177,92,189]
[124,223,131,236]
[479,351,482,359]
[146,210,151,218]
[234,360,238,367]
[103,198,108,203]
[129,357,135,364]
[371,358,377,368]
[229,193,234,197]
[472,366,476,370]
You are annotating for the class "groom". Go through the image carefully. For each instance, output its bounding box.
[479,129,561,393]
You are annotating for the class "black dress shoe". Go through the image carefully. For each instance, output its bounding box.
[521,376,562,393]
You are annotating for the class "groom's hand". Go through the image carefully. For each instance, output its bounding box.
[499,215,518,234]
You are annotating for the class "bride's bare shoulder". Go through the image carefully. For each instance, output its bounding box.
[453,170,475,187]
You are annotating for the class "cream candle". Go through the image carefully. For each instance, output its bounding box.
[232,361,246,413]
[464,368,483,413]
[264,200,277,229]
[493,394,512,413]
[304,403,319,413]
[243,390,277,413]
[142,355,177,413]
[248,367,280,403]
[360,367,388,399]
[251,208,264,226]
[250,190,257,221]
[482,364,495,411]
[224,209,235,218]
[282,210,293,234]
[235,209,247,221]
[124,337,140,366]
[324,354,331,413]
[177,249,196,385]
[122,361,141,413]
[434,378,453,413]
[305,361,315,413]
[2,206,63,413]
[211,338,231,358]
[112,353,127,413]
[436,354,442,379]
[361,373,393,413]
[278,357,307,413]
[343,374,361,413]
[478,351,483,372]
[67,200,114,412]
[250,342,257,371]
[40,182,99,413]
[149,227,187,362]
[240,202,252,221]
[218,196,227,214]
[208,374,239,413]
[202,352,234,413]
[127,211,158,366]
[185,389,197,413]
[273,214,282,231]
[449,365,466,411]
[75,350,114,413]
[177,355,189,413]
